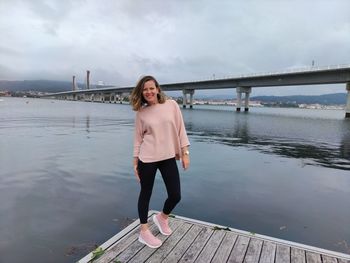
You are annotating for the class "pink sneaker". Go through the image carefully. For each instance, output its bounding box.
[153,214,172,236]
[138,229,162,248]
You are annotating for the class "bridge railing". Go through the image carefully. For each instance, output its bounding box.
[187,63,350,83]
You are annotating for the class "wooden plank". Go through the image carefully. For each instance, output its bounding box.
[173,213,350,262]
[291,247,305,263]
[275,244,290,263]
[321,255,337,263]
[94,225,145,263]
[259,241,276,263]
[305,251,321,263]
[127,219,183,263]
[116,238,147,262]
[178,227,214,263]
[79,212,350,263]
[194,229,226,262]
[227,235,250,263]
[211,232,238,263]
[162,224,203,263]
[78,216,143,263]
[244,238,263,263]
[145,222,192,262]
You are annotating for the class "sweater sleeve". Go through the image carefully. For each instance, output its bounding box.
[133,112,143,158]
[174,100,190,148]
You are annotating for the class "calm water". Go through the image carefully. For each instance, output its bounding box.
[0,97,349,262]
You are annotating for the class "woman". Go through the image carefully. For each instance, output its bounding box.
[130,75,190,248]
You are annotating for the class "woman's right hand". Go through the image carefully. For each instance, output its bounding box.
[134,165,140,182]
[133,158,140,182]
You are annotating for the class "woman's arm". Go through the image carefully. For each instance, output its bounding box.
[133,112,143,158]
[173,100,190,170]
[133,113,142,181]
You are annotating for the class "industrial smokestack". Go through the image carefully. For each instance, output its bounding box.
[86,70,90,90]
[72,76,76,91]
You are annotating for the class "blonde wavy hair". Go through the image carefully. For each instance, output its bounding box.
[130,75,167,111]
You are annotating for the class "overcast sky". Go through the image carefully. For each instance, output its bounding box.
[1,0,349,96]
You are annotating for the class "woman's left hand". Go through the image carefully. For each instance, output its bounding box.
[182,155,190,170]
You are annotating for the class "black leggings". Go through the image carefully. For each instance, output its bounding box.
[137,157,181,224]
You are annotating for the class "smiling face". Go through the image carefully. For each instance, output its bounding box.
[142,80,159,105]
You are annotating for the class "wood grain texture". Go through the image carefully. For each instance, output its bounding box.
[259,241,276,263]
[178,226,214,263]
[291,247,305,263]
[227,235,250,263]
[211,232,238,263]
[127,219,183,263]
[194,229,226,262]
[145,222,192,263]
[305,251,321,263]
[275,244,290,263]
[162,224,203,263]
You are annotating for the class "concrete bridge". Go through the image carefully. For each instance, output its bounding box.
[41,65,350,117]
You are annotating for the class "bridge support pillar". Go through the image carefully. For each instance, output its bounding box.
[182,90,187,108]
[244,87,252,111]
[236,92,241,111]
[182,89,195,108]
[117,94,121,103]
[236,87,251,112]
[189,90,195,109]
[346,83,350,118]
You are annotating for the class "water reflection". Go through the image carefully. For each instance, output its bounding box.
[86,115,90,133]
[184,109,350,170]
[340,125,350,160]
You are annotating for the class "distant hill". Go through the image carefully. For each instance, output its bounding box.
[0,80,84,92]
[251,93,347,105]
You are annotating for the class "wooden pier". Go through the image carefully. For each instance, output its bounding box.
[78,211,350,263]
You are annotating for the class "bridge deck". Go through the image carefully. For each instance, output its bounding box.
[78,211,350,263]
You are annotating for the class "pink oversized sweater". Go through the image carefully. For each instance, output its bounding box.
[133,99,190,163]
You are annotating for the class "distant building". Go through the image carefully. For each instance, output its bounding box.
[0,90,10,96]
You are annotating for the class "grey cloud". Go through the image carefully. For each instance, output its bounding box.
[21,0,77,35]
[0,64,17,80]
[0,0,349,95]
[0,46,22,56]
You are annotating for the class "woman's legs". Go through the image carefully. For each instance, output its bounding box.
[138,157,181,222]
[137,160,157,225]
[158,158,181,216]
[137,159,162,248]
[137,157,181,246]
[151,158,181,236]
